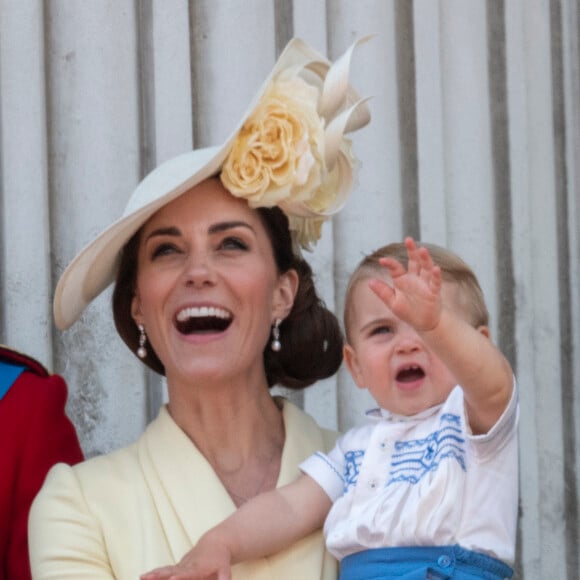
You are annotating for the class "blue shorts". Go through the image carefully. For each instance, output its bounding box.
[339,545,513,579]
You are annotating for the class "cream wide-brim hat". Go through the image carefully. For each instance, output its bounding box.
[53,37,371,330]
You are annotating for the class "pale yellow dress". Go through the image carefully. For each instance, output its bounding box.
[29,400,338,580]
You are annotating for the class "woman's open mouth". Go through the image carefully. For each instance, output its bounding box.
[175,306,232,335]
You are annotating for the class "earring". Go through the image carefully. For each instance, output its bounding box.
[137,324,147,359]
[270,319,282,352]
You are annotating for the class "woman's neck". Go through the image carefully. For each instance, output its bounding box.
[165,378,286,506]
[166,375,285,466]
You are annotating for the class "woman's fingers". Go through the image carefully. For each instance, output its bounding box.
[141,566,176,579]
[141,565,220,580]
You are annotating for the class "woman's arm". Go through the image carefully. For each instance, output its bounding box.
[141,474,332,580]
[28,463,115,580]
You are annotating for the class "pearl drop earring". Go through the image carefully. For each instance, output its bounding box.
[270,319,282,352]
[137,324,147,359]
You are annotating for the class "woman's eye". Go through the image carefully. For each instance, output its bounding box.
[220,236,248,251]
[151,243,179,259]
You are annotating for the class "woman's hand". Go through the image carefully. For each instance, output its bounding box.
[140,539,232,580]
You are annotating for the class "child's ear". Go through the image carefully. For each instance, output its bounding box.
[343,343,367,390]
[477,325,491,339]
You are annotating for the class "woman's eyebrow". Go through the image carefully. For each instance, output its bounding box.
[208,221,255,234]
[145,221,255,242]
[144,226,181,241]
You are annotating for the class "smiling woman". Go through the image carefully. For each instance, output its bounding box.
[28,37,371,580]
[121,180,304,393]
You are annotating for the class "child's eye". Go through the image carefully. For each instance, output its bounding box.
[371,325,393,336]
[220,236,248,251]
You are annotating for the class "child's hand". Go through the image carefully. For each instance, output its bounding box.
[140,539,232,580]
[369,236,443,332]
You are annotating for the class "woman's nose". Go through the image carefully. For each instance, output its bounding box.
[183,251,216,288]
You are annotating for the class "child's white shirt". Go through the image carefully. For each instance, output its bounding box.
[300,382,519,563]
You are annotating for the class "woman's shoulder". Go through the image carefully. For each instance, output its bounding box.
[319,425,340,452]
[49,438,141,490]
[54,406,178,490]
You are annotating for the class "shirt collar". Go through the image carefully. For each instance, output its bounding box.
[365,402,444,423]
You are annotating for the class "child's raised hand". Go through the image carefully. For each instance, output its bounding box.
[140,539,232,580]
[368,237,443,332]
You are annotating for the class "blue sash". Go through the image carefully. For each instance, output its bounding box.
[0,360,26,400]
[340,545,513,579]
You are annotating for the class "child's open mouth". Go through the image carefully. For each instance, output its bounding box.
[396,365,425,384]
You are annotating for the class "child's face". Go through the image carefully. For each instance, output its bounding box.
[343,275,467,416]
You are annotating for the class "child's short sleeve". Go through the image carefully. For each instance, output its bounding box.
[300,446,346,501]
[467,377,519,461]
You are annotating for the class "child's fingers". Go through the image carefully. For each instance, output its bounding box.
[378,257,406,278]
[404,236,417,253]
[417,246,434,271]
[404,237,420,274]
[368,277,394,305]
[428,265,442,294]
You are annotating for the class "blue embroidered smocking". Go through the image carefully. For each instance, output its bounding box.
[343,449,365,492]
[387,414,466,485]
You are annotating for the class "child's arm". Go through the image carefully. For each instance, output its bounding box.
[369,237,513,435]
[140,473,332,580]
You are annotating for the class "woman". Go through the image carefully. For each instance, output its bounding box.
[28,37,371,579]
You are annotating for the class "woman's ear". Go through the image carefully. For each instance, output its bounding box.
[273,268,299,320]
[131,292,144,326]
[343,343,367,391]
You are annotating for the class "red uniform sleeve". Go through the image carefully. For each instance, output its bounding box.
[0,371,84,580]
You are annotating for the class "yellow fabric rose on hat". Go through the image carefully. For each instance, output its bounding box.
[220,36,372,251]
[282,138,357,250]
[287,216,325,253]
[221,75,324,208]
